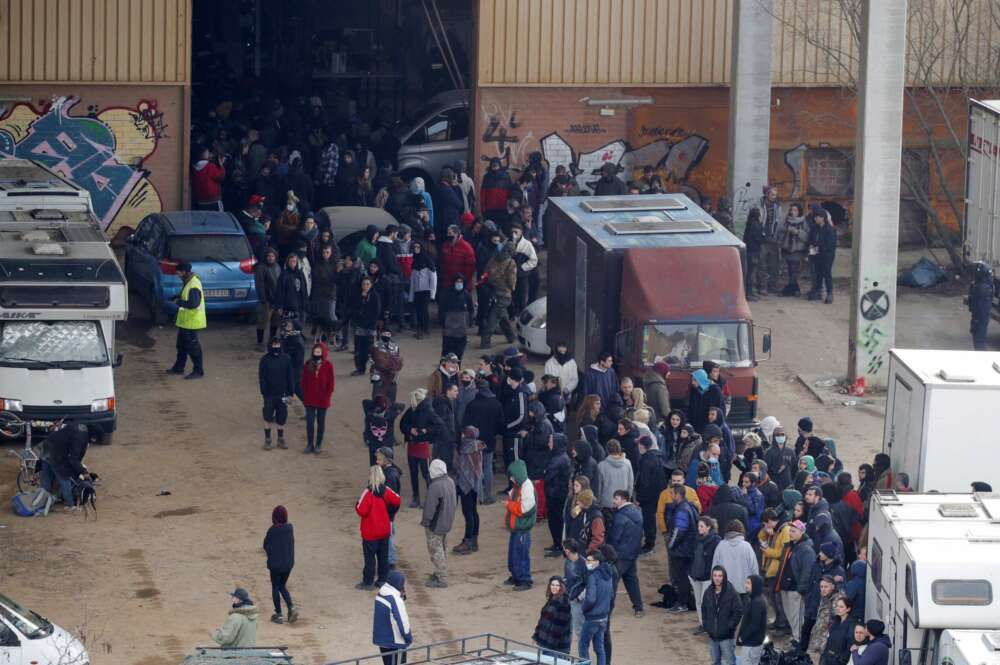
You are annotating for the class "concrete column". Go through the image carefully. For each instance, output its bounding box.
[727,0,774,234]
[848,0,908,387]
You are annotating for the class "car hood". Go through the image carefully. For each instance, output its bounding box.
[7,366,114,406]
[33,621,89,664]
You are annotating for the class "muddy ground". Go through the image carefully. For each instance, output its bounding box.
[0,248,975,665]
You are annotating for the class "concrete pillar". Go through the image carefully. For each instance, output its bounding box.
[727,0,774,234]
[848,0,908,388]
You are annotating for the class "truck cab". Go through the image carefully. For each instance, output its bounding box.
[867,491,1000,665]
[0,210,126,443]
[545,195,769,431]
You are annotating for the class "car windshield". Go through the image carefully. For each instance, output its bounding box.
[641,322,752,368]
[0,593,53,639]
[393,100,442,138]
[0,321,109,366]
[167,235,250,262]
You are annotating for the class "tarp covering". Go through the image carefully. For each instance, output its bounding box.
[897,257,947,289]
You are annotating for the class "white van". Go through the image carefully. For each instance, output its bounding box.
[0,593,89,664]
[0,209,126,443]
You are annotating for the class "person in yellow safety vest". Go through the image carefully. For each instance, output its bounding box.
[166,261,206,379]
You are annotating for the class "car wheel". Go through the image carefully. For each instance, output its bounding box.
[97,431,114,446]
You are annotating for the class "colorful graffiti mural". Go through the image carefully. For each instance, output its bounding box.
[0,96,165,234]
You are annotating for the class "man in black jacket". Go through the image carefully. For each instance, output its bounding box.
[273,253,308,323]
[432,383,460,473]
[635,437,667,554]
[41,421,90,509]
[522,400,554,481]
[709,485,750,535]
[969,261,994,350]
[543,433,572,556]
[462,381,504,505]
[259,337,296,450]
[702,566,743,665]
[500,367,529,492]
[739,575,768,665]
[375,225,404,330]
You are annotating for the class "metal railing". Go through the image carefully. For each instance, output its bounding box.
[324,634,587,665]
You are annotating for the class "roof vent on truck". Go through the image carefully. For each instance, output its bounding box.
[938,503,979,518]
[30,243,65,256]
[582,196,688,212]
[604,218,713,235]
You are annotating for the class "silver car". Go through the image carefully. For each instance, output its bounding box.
[395,89,469,184]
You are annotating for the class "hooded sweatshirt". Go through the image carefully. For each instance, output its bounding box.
[702,569,743,641]
[608,502,644,561]
[581,362,619,406]
[572,440,600,497]
[739,575,768,647]
[504,460,536,532]
[851,633,891,665]
[711,530,759,590]
[596,454,634,508]
[544,435,573,503]
[211,603,259,648]
[421,460,457,534]
[708,485,750,534]
[581,561,614,620]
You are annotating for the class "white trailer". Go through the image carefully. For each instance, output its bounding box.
[966,100,1000,285]
[939,630,1000,665]
[884,348,1000,493]
[867,491,1000,665]
[0,158,96,218]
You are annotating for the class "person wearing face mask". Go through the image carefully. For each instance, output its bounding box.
[507,223,538,316]
[439,223,476,295]
[544,342,579,402]
[455,369,478,423]
[259,338,295,450]
[408,240,437,339]
[300,342,335,454]
[440,274,475,360]
[593,162,627,196]
[481,157,513,223]
[764,423,796,491]
[352,276,383,376]
[480,231,517,348]
[274,190,301,263]
[273,253,308,325]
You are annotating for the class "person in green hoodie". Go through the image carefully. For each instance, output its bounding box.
[504,460,537,590]
[355,225,379,266]
[211,588,259,648]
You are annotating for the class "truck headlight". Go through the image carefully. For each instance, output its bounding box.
[1,398,22,412]
[91,397,115,412]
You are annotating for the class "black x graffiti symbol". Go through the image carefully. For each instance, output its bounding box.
[860,289,890,320]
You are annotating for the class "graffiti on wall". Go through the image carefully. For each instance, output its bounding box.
[481,102,536,166]
[854,276,893,379]
[0,96,165,234]
[539,132,709,198]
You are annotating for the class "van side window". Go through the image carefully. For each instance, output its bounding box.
[905,564,914,604]
[0,622,19,647]
[871,539,883,592]
[932,580,992,605]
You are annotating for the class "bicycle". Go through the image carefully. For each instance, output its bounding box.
[1,411,40,494]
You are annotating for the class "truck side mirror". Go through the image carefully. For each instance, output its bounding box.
[114,354,124,368]
[762,333,772,354]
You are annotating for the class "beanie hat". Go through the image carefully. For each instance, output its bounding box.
[429,459,448,479]
[653,360,670,376]
[507,367,524,382]
[790,520,806,532]
[577,489,595,508]
[866,619,885,637]
[271,505,288,525]
[798,417,814,432]
[376,446,394,461]
[820,541,838,559]
[387,570,406,592]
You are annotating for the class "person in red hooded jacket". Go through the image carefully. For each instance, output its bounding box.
[301,342,335,454]
[356,465,401,589]
[439,225,477,292]
[191,147,226,211]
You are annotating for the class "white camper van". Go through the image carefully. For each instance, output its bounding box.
[883,348,1000,492]
[0,210,126,443]
[0,158,95,216]
[866,491,1000,665]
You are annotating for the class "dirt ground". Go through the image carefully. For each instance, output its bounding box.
[0,248,977,665]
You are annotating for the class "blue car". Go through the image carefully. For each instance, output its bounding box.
[125,211,258,322]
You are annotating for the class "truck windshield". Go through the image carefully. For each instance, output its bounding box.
[0,321,109,367]
[641,322,752,368]
[0,593,53,639]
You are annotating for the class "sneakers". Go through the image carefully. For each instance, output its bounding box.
[543,547,563,558]
[502,576,517,586]
[639,545,655,557]
[303,445,314,454]
[264,439,273,450]
[287,607,299,623]
[634,609,645,618]
[425,575,448,588]
[184,371,204,380]
[825,293,834,304]
[277,438,288,450]
[355,582,376,591]
[513,582,533,591]
[668,604,689,614]
[165,367,184,375]
[692,626,706,635]
[409,497,420,509]
[270,612,284,624]
[350,369,365,376]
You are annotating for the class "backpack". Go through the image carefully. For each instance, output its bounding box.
[12,488,55,517]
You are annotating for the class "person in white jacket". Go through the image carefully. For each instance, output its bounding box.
[509,223,539,314]
[544,342,579,400]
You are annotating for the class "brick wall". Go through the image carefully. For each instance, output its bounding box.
[473,85,973,241]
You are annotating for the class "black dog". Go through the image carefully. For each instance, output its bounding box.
[73,473,98,520]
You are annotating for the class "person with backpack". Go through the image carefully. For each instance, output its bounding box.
[776,520,815,648]
[739,575,768,665]
[356,465,402,590]
[664,484,701,614]
[263,505,298,624]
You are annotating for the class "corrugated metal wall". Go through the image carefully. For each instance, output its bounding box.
[478,0,733,86]
[0,0,191,83]
[478,0,1000,87]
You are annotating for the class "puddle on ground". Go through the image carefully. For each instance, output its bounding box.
[152,506,201,519]
[135,587,160,598]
